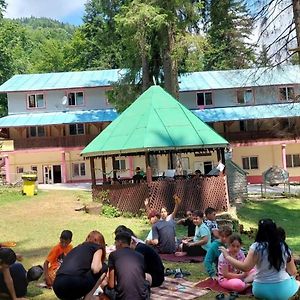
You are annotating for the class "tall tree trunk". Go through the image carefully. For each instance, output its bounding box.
[141,53,151,91]
[162,24,179,99]
[293,0,300,63]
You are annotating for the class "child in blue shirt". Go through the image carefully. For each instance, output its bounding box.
[204,225,232,279]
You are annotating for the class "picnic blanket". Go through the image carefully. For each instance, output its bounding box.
[159,253,204,263]
[151,277,209,299]
[195,278,252,295]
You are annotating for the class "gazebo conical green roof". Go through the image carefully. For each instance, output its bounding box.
[82,85,228,158]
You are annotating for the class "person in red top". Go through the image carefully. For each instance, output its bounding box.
[43,230,73,287]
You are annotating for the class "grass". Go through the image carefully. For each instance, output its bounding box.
[1,187,300,299]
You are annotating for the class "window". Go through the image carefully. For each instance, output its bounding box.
[68,92,84,106]
[237,89,253,104]
[69,124,84,135]
[279,87,294,101]
[29,126,45,137]
[31,166,38,172]
[242,156,258,170]
[286,154,300,168]
[197,92,212,106]
[16,167,24,173]
[27,94,45,108]
[239,120,256,132]
[73,163,86,176]
[113,159,126,170]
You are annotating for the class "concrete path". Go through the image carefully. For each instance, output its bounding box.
[38,182,92,191]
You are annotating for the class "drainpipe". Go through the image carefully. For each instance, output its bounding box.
[281,144,287,170]
[4,155,10,184]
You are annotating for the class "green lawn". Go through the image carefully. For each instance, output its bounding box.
[1,187,300,299]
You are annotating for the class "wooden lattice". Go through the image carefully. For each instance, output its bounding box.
[92,176,229,215]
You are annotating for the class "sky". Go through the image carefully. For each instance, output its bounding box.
[4,0,87,25]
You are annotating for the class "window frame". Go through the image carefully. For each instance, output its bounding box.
[242,156,258,170]
[69,123,85,135]
[27,93,45,109]
[279,86,295,101]
[16,166,24,174]
[286,154,300,168]
[72,162,86,177]
[236,89,254,104]
[196,91,213,107]
[113,158,126,171]
[67,91,84,106]
[28,126,46,137]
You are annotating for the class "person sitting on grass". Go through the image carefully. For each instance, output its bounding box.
[104,231,150,300]
[177,210,196,238]
[146,210,176,254]
[43,229,73,288]
[218,234,255,292]
[204,225,233,279]
[219,219,298,300]
[145,194,181,242]
[181,210,211,257]
[204,207,219,241]
[53,230,107,300]
[114,225,164,287]
[0,248,43,300]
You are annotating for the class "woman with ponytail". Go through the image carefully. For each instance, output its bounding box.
[219,219,298,300]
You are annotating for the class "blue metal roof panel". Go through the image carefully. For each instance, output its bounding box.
[0,109,119,127]
[179,65,300,91]
[0,69,126,92]
[192,102,300,122]
[1,65,300,93]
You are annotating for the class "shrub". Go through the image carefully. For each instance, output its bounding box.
[101,204,121,218]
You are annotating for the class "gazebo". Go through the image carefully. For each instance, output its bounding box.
[81,86,229,214]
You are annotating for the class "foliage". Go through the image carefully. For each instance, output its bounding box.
[93,189,110,204]
[101,203,121,218]
[203,0,255,70]
[0,0,6,18]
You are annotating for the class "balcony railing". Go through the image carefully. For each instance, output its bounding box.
[13,134,98,149]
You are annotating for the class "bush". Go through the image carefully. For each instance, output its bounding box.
[101,204,121,218]
[94,190,110,204]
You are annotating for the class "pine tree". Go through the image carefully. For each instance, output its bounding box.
[203,0,254,70]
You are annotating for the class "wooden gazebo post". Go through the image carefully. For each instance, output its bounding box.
[112,156,117,181]
[145,152,152,184]
[90,157,96,187]
[101,156,107,183]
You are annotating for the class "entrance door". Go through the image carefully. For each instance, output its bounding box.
[53,165,62,183]
[43,165,53,184]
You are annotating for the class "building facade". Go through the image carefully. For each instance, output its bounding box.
[1,65,300,184]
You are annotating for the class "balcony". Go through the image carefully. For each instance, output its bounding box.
[13,134,98,150]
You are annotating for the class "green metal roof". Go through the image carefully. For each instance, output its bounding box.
[193,102,300,122]
[1,65,299,93]
[0,109,118,127]
[81,86,228,157]
[179,65,300,91]
[0,69,125,92]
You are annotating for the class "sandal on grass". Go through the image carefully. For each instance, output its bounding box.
[164,268,176,276]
